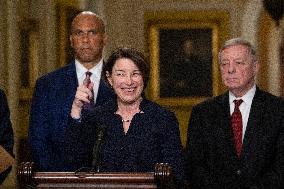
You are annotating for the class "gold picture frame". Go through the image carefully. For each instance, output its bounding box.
[145,11,229,107]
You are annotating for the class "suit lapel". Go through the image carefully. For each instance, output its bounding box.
[59,62,78,109]
[217,93,239,159]
[66,61,78,95]
[241,89,263,160]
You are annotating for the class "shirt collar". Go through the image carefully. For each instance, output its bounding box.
[75,58,103,79]
[229,85,256,106]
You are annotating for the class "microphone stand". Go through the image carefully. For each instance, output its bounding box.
[91,124,106,172]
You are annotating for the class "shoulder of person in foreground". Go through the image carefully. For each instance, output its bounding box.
[0,89,13,184]
[190,93,227,116]
[34,61,76,88]
[141,98,178,120]
[255,88,284,109]
[0,88,13,155]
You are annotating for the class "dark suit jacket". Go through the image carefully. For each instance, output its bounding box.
[64,98,184,186]
[185,87,284,189]
[0,89,13,184]
[29,60,114,171]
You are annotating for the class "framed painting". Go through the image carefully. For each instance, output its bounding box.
[19,19,39,101]
[56,2,81,67]
[145,11,229,106]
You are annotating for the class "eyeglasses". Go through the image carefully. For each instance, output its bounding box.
[72,29,99,38]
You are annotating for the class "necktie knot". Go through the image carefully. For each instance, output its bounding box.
[86,71,92,77]
[234,99,243,109]
[84,71,92,87]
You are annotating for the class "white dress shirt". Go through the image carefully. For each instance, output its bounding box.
[75,59,103,104]
[229,85,256,141]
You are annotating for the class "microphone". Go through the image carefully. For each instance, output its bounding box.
[92,124,107,172]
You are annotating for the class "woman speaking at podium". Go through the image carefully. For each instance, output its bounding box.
[64,48,184,187]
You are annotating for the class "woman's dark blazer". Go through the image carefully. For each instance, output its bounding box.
[65,98,184,185]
